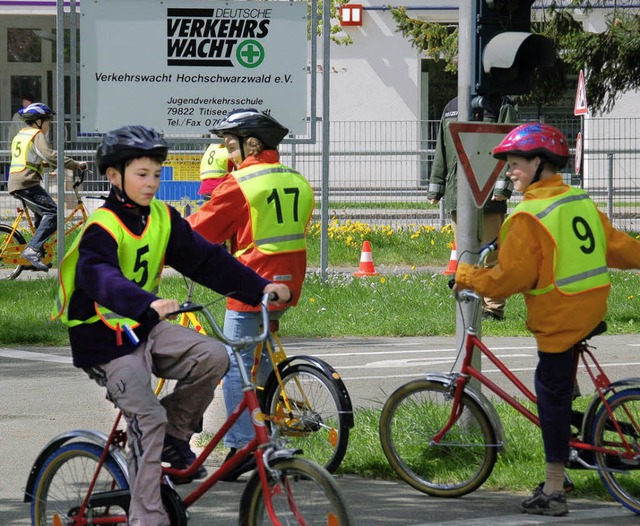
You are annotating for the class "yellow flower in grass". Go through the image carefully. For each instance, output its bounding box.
[380,277,386,284]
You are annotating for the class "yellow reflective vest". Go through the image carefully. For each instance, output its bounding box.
[200,144,229,180]
[501,186,610,296]
[232,163,314,256]
[52,200,171,334]
[9,127,42,175]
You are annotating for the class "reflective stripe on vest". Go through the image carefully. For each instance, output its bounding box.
[51,200,171,329]
[200,144,229,180]
[10,128,43,174]
[232,164,314,255]
[500,187,609,296]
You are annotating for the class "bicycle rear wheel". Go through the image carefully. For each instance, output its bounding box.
[0,224,25,280]
[263,363,349,473]
[31,442,128,526]
[379,379,497,497]
[238,456,353,525]
[593,387,640,514]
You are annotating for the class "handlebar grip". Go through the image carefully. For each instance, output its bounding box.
[166,302,204,317]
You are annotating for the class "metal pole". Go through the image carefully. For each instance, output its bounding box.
[70,0,78,141]
[607,152,614,222]
[56,0,65,269]
[457,0,482,384]
[320,0,330,281]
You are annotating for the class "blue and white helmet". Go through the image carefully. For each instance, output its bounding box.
[18,102,54,123]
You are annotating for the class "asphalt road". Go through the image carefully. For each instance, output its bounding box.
[2,333,640,525]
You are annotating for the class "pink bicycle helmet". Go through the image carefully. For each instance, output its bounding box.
[493,123,569,169]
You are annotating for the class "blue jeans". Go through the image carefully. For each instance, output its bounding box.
[11,186,57,253]
[222,309,283,449]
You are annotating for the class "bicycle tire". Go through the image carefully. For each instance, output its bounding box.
[31,442,129,526]
[379,379,498,497]
[238,456,353,525]
[262,363,349,473]
[0,224,25,280]
[592,387,640,514]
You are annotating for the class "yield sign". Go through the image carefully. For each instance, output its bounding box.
[574,69,588,116]
[449,122,518,208]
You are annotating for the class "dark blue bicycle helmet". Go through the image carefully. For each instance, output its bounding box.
[211,109,288,150]
[19,102,54,124]
[96,125,169,175]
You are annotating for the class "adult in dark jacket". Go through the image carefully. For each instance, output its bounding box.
[428,96,518,320]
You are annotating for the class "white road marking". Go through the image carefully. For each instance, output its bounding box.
[0,348,71,364]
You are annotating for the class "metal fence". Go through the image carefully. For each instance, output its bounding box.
[1,118,639,231]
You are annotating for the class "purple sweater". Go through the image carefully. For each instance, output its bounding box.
[68,190,270,368]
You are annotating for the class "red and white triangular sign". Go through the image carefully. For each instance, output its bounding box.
[574,70,588,116]
[449,122,518,208]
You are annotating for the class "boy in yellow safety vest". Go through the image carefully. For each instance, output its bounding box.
[8,102,86,271]
[454,123,640,517]
[51,125,291,526]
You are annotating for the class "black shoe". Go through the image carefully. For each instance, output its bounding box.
[220,448,257,482]
[161,434,207,483]
[482,310,504,321]
[21,247,49,272]
[520,483,568,516]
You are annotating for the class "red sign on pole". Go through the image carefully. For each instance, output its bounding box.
[574,70,588,116]
[449,122,518,208]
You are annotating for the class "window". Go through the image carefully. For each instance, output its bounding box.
[7,28,41,62]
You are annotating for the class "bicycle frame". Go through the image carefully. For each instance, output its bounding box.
[443,277,640,468]
[48,296,294,526]
[0,178,89,267]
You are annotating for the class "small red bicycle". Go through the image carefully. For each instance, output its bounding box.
[379,244,640,514]
[25,293,353,525]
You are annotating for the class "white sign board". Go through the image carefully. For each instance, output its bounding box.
[81,0,308,134]
[449,122,518,208]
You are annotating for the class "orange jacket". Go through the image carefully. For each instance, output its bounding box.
[455,175,640,353]
[187,150,312,312]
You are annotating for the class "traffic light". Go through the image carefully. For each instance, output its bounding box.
[474,0,556,95]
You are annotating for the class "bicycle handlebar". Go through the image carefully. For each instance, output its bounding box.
[453,241,497,304]
[168,293,273,348]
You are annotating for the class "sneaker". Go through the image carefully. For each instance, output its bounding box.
[220,448,257,482]
[482,310,504,321]
[520,483,568,516]
[21,247,49,272]
[161,434,207,483]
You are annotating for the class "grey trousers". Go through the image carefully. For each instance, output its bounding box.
[87,321,229,526]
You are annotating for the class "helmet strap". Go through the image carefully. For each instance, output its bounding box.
[532,159,545,184]
[112,161,139,208]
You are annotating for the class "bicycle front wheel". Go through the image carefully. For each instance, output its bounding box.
[0,224,25,280]
[593,387,640,514]
[239,456,353,525]
[379,379,497,497]
[264,363,349,473]
[31,442,129,526]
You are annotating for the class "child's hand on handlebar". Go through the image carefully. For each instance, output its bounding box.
[150,298,181,320]
[263,283,292,305]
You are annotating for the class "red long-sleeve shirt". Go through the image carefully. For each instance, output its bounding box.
[187,150,312,312]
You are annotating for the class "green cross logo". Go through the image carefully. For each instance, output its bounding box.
[236,40,265,68]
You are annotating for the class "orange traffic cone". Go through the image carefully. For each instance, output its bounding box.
[354,241,380,277]
[442,241,457,275]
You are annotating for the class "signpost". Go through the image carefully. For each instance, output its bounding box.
[449,122,518,208]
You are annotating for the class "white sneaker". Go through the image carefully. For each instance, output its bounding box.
[22,247,49,272]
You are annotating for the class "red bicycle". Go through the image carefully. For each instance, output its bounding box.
[379,244,640,514]
[25,293,353,525]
